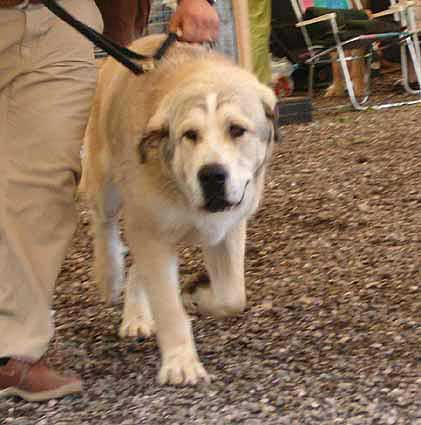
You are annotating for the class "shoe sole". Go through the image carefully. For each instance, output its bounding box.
[0,381,82,402]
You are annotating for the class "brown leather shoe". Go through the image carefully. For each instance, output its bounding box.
[0,358,82,402]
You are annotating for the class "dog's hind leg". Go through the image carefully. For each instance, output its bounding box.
[183,220,247,318]
[119,265,156,339]
[92,181,125,305]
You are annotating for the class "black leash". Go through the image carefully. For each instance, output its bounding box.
[40,0,178,75]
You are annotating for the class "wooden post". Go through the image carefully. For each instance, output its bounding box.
[232,0,253,71]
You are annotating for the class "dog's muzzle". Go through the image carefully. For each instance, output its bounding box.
[198,164,249,213]
[198,163,231,213]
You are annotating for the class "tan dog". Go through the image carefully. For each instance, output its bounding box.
[80,35,278,385]
[325,4,372,98]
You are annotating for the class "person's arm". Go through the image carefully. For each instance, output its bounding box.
[169,0,220,43]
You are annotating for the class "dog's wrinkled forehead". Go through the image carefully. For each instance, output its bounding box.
[169,84,266,129]
[172,91,219,123]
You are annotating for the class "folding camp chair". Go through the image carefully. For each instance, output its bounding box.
[290,0,421,110]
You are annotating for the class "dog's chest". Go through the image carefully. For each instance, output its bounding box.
[153,203,241,247]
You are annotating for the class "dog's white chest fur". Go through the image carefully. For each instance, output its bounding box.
[136,192,247,247]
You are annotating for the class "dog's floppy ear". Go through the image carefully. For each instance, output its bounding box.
[138,126,169,163]
[257,84,281,144]
[138,103,170,163]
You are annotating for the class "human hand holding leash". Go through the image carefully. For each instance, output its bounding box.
[169,0,219,43]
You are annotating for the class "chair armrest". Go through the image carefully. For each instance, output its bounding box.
[371,2,412,19]
[296,12,337,28]
[371,8,403,19]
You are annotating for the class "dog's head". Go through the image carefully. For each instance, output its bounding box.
[139,63,278,214]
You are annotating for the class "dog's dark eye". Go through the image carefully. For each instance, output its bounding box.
[183,129,199,143]
[229,125,246,139]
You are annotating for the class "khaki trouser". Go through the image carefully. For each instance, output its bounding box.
[0,0,103,360]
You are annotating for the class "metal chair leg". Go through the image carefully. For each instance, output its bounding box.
[308,63,315,98]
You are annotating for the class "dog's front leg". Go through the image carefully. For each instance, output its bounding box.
[185,220,247,318]
[129,233,209,385]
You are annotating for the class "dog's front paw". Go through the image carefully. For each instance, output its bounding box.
[159,348,210,385]
[182,272,214,315]
[182,277,245,318]
[119,316,156,339]
[182,282,213,315]
[324,83,346,98]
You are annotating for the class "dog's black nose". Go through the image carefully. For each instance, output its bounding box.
[198,164,229,212]
[198,163,227,192]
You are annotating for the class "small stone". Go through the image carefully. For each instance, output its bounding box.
[298,295,313,305]
[48,399,58,408]
[261,301,273,310]
[357,202,370,212]
[298,388,307,397]
[338,382,353,390]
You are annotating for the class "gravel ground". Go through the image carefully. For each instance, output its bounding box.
[1,73,421,425]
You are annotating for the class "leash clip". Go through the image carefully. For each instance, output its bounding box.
[141,59,156,72]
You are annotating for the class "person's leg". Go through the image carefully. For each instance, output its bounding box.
[0,0,102,362]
